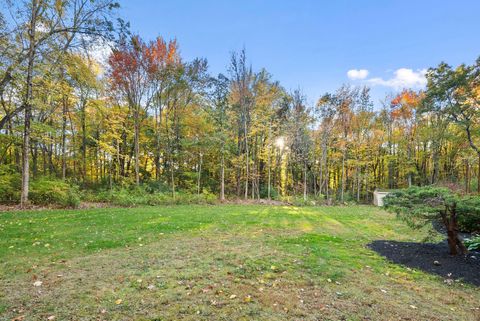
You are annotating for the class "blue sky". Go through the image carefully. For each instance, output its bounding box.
[120,0,480,107]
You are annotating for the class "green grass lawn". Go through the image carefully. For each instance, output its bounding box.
[0,205,478,320]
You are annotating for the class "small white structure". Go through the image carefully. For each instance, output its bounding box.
[373,189,390,207]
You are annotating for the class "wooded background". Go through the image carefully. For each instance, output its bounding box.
[1,1,479,206]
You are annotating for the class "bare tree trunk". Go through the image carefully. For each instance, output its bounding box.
[303,160,307,201]
[68,112,77,179]
[154,98,163,181]
[81,101,87,182]
[32,143,38,178]
[326,169,330,203]
[197,152,202,196]
[21,0,38,207]
[267,143,271,200]
[134,107,140,185]
[244,119,249,200]
[109,158,113,190]
[356,166,361,202]
[340,149,346,202]
[171,163,175,200]
[251,136,255,200]
[365,166,369,203]
[220,150,225,201]
[444,204,468,255]
[61,96,67,180]
[431,144,440,185]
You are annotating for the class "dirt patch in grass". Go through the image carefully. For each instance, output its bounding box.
[0,204,62,212]
[368,240,480,286]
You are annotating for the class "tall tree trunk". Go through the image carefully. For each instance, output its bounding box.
[318,162,323,196]
[267,143,271,200]
[431,141,440,185]
[443,204,468,255]
[68,112,77,179]
[21,0,38,207]
[61,96,68,180]
[171,164,175,200]
[109,158,113,190]
[303,160,307,201]
[357,166,361,202]
[154,99,162,181]
[197,152,202,196]
[340,149,346,202]
[244,119,249,200]
[81,101,87,182]
[31,143,38,178]
[134,107,140,185]
[220,149,225,201]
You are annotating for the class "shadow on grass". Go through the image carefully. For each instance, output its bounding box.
[368,240,480,286]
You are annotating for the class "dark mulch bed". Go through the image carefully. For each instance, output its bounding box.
[368,240,480,286]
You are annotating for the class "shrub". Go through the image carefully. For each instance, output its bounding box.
[259,185,279,200]
[383,186,471,255]
[458,214,480,233]
[144,180,170,194]
[0,165,21,204]
[464,235,480,251]
[30,177,80,208]
[85,186,218,207]
[457,196,480,233]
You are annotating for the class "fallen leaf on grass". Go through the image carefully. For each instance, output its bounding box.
[33,281,42,287]
[115,299,122,305]
[229,294,237,299]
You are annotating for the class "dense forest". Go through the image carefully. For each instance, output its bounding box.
[1,0,480,207]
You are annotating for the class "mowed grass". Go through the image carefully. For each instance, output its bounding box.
[0,205,479,320]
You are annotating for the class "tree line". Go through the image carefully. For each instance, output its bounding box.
[1,1,479,207]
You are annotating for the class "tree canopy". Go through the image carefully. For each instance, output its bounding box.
[1,1,480,207]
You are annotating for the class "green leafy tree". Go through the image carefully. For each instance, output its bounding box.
[423,58,480,191]
[384,186,470,255]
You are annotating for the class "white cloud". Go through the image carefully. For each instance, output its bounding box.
[367,68,427,89]
[347,69,369,80]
